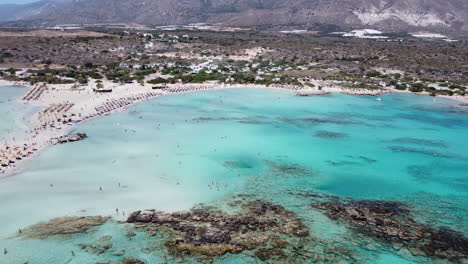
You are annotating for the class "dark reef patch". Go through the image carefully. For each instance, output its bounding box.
[387,137,448,148]
[336,155,378,165]
[315,130,349,139]
[264,160,315,177]
[326,160,362,167]
[411,104,468,115]
[396,114,468,128]
[223,160,255,169]
[17,216,110,240]
[313,199,468,263]
[279,117,363,127]
[328,112,392,122]
[358,156,378,164]
[406,165,433,181]
[387,146,461,159]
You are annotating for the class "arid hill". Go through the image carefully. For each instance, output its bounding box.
[0,0,466,35]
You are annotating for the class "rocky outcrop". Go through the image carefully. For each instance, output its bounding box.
[50,133,87,145]
[313,200,468,263]
[18,216,110,239]
[127,200,309,262]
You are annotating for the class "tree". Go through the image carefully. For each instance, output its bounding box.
[409,83,425,92]
[148,77,168,85]
[88,71,103,79]
[96,80,104,89]
[78,77,88,85]
[395,84,406,90]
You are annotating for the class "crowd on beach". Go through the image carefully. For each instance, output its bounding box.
[0,85,166,175]
[37,103,75,129]
[0,143,38,172]
[94,92,161,116]
[166,83,305,94]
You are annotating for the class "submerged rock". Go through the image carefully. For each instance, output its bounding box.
[120,258,145,264]
[18,216,110,239]
[265,160,314,178]
[387,145,460,159]
[313,200,468,263]
[387,137,447,148]
[127,200,310,263]
[223,160,254,169]
[255,247,287,261]
[281,117,363,127]
[315,130,348,139]
[79,243,107,255]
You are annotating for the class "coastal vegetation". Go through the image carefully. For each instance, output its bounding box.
[0,29,466,96]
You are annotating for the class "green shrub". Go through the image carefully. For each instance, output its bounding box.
[395,84,407,90]
[366,70,382,78]
[87,71,103,79]
[147,77,168,84]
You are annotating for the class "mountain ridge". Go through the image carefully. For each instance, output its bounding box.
[0,0,466,35]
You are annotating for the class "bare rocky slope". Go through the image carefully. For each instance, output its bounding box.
[0,0,466,34]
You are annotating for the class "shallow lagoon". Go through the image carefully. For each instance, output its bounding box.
[0,88,467,263]
[0,85,38,141]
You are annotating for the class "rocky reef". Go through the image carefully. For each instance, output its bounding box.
[18,216,110,239]
[313,200,468,263]
[264,160,314,178]
[127,200,310,263]
[14,193,466,263]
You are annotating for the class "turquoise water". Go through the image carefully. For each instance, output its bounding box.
[0,88,467,263]
[0,86,38,141]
